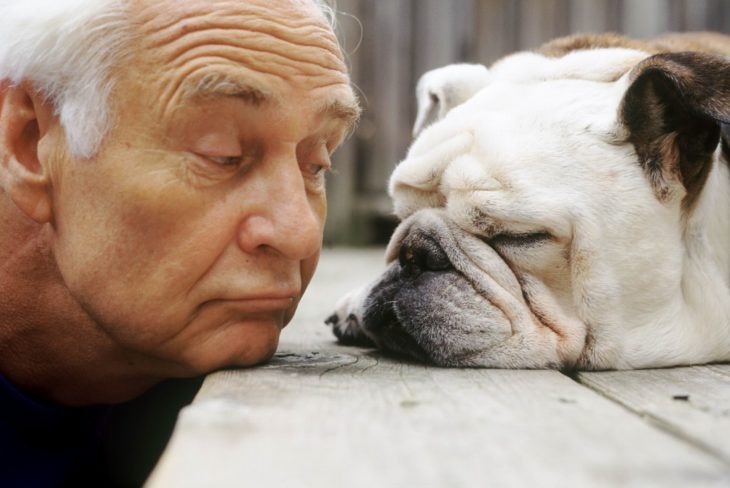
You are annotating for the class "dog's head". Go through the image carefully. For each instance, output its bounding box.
[348,43,730,369]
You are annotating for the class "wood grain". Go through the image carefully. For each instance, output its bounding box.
[147,353,730,488]
[146,250,730,488]
[579,365,730,463]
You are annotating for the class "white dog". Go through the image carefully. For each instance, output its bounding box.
[326,33,730,370]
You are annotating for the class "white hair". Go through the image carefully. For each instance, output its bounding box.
[0,0,339,160]
[0,0,129,158]
[313,0,337,29]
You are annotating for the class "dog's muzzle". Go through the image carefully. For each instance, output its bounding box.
[359,222,512,366]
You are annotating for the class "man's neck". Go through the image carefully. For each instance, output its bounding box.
[0,194,172,406]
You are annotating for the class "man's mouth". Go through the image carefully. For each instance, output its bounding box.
[203,297,296,317]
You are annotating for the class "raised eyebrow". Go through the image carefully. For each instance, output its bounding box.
[180,74,274,106]
[322,98,361,134]
[179,73,360,130]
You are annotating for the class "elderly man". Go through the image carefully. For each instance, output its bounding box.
[0,0,358,484]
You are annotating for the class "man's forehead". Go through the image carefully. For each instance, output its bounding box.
[131,0,324,17]
[129,0,344,72]
[124,0,357,127]
[131,0,336,47]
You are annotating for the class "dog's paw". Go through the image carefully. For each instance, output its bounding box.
[325,288,375,348]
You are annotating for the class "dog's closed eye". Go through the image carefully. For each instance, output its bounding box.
[488,231,552,248]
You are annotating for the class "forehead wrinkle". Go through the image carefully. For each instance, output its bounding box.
[149,29,348,110]
[129,1,350,123]
[163,40,346,80]
[135,4,345,70]
[147,19,344,64]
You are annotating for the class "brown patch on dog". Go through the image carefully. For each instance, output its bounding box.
[652,32,730,56]
[538,33,661,58]
[722,124,730,162]
[536,33,730,209]
[576,330,603,370]
[538,31,730,58]
[620,52,730,212]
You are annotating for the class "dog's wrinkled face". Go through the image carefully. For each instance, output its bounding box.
[329,42,730,370]
[356,209,577,368]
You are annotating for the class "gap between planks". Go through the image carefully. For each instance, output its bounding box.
[574,365,730,466]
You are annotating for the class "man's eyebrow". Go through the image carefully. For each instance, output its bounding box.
[322,97,361,134]
[180,72,361,132]
[181,73,272,106]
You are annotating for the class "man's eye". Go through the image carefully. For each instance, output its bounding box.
[304,163,329,177]
[208,155,243,166]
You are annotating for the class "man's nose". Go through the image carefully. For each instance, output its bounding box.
[237,165,323,260]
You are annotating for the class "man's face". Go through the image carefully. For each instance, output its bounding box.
[44,0,357,374]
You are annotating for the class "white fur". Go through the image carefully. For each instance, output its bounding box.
[328,46,730,369]
[387,48,730,368]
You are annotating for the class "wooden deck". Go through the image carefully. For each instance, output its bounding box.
[146,248,730,488]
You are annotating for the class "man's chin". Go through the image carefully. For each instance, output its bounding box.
[283,300,302,327]
[172,318,283,375]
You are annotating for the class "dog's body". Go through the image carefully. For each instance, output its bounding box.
[327,33,730,370]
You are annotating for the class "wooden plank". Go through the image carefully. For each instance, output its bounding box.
[147,250,730,488]
[147,357,730,488]
[412,0,475,76]
[569,0,623,33]
[579,366,730,464]
[517,0,572,50]
[621,0,673,38]
[363,0,413,194]
[324,0,362,246]
[474,0,520,67]
[697,0,730,32]
[683,0,712,31]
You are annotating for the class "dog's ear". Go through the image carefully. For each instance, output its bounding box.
[621,52,730,210]
[413,64,490,138]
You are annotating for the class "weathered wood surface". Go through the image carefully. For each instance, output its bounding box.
[579,366,730,463]
[147,249,730,488]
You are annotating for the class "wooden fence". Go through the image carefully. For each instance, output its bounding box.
[324,0,730,245]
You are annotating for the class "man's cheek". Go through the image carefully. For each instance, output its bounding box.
[281,252,320,325]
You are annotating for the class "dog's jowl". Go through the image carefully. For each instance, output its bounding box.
[327,33,730,370]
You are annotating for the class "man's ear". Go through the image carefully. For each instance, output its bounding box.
[620,52,730,211]
[0,83,56,223]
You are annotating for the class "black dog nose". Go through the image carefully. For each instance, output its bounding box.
[398,234,452,273]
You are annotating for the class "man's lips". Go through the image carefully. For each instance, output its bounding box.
[204,296,297,314]
[189,287,299,318]
[213,297,294,313]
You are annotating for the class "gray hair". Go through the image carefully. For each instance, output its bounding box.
[0,0,129,158]
[0,0,339,159]
[313,0,337,29]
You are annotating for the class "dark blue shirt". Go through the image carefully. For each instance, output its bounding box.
[0,373,108,486]
[0,373,203,487]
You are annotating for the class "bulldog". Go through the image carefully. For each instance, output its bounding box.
[326,32,730,370]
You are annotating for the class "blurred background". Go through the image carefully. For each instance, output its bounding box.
[324,0,730,246]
